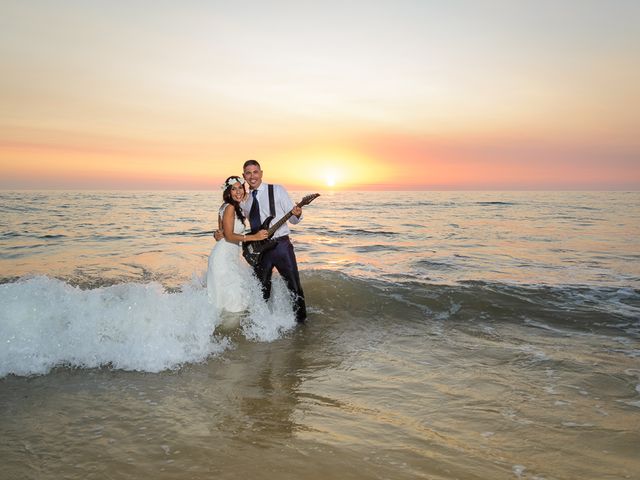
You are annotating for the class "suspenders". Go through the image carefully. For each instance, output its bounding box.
[268,184,275,219]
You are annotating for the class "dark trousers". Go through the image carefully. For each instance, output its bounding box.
[254,236,307,322]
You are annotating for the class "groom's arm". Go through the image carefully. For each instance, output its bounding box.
[213,212,224,241]
[278,185,302,223]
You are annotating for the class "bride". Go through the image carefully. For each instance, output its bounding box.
[207,176,268,313]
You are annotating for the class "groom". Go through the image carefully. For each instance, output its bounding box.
[217,159,307,323]
[243,159,307,323]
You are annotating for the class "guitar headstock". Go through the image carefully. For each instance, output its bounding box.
[298,193,320,207]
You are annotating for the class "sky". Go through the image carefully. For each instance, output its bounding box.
[1,0,639,190]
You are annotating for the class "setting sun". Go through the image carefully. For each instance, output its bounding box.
[274,147,400,190]
[323,167,341,188]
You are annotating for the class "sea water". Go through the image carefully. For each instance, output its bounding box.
[1,190,639,479]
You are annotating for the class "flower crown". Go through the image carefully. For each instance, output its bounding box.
[220,176,245,190]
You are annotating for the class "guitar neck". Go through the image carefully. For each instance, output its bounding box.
[264,194,319,237]
[267,210,295,236]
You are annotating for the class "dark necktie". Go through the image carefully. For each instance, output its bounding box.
[249,190,261,231]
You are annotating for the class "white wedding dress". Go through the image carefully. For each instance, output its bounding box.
[206,203,255,313]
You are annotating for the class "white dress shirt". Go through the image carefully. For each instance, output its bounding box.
[241,183,302,238]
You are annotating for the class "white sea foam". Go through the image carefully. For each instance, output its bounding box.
[0,275,295,378]
[561,421,595,427]
[512,464,526,478]
[242,276,296,342]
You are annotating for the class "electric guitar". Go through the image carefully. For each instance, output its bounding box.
[242,193,320,267]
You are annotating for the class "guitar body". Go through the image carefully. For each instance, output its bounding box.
[242,216,274,267]
[241,192,320,268]
[242,239,278,267]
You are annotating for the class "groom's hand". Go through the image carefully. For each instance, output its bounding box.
[213,229,224,241]
[292,205,302,217]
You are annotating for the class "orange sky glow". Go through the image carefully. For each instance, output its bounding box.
[1,1,638,190]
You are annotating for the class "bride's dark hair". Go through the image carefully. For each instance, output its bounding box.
[222,176,246,224]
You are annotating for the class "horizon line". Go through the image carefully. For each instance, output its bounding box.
[1,186,638,192]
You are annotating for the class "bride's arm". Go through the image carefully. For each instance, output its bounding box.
[222,204,268,243]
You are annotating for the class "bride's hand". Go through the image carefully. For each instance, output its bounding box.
[253,229,269,241]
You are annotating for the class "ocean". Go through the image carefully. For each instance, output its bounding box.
[1,190,639,480]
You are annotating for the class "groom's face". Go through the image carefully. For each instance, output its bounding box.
[243,164,263,190]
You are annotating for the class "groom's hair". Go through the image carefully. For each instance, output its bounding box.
[243,159,261,170]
